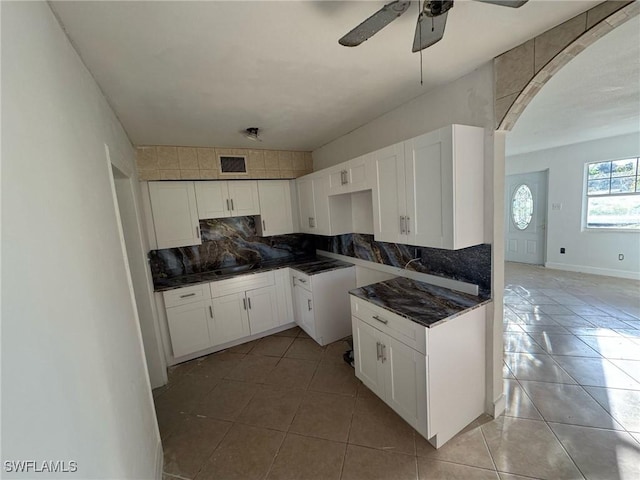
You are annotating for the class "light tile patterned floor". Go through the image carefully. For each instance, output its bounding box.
[155,262,640,480]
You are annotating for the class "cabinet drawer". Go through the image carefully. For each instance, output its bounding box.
[350,295,427,355]
[291,270,312,292]
[163,284,209,308]
[210,271,275,298]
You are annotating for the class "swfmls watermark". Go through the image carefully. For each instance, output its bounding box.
[3,460,78,473]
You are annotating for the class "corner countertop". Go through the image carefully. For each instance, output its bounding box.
[153,256,354,292]
[350,277,491,328]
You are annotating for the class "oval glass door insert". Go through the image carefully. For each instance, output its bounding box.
[512,184,533,230]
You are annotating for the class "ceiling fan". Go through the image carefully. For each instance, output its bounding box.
[339,0,529,53]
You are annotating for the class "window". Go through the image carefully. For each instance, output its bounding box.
[512,184,534,230]
[585,158,640,230]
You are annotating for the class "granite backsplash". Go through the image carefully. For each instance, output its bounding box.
[149,217,315,281]
[149,218,491,296]
[314,234,491,296]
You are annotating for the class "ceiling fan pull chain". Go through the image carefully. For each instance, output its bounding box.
[419,2,424,85]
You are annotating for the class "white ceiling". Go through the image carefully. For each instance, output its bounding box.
[51,0,600,151]
[507,15,640,156]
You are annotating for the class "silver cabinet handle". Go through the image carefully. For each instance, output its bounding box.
[231,199,234,211]
[209,306,213,318]
[381,344,386,363]
[196,226,200,238]
[242,298,247,310]
[180,293,196,298]
[307,299,312,311]
[226,199,230,211]
[262,219,266,231]
[372,315,388,325]
[298,278,307,283]
[248,297,252,309]
[400,216,404,234]
[376,341,382,361]
[406,216,410,234]
[292,276,297,288]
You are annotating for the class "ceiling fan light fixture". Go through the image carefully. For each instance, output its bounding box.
[244,127,262,142]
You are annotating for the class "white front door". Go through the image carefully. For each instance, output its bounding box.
[505,171,548,265]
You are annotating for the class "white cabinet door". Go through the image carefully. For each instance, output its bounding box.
[257,180,294,236]
[352,317,386,397]
[312,175,331,235]
[228,181,260,216]
[209,292,250,347]
[328,166,349,196]
[246,285,279,335]
[294,285,316,338]
[166,300,212,357]
[194,181,230,219]
[347,153,372,192]
[149,181,201,248]
[382,333,427,434]
[405,130,444,248]
[373,142,406,244]
[296,176,316,233]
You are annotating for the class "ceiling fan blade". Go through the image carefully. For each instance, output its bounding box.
[412,11,448,53]
[339,0,412,47]
[474,0,529,7]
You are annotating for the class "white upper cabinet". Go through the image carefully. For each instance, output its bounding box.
[194,181,229,219]
[257,180,295,236]
[195,180,260,220]
[228,181,260,216]
[373,124,484,250]
[296,173,353,236]
[327,153,373,196]
[148,181,201,249]
[296,175,318,233]
[372,142,406,244]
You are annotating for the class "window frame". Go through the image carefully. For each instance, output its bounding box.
[582,156,640,232]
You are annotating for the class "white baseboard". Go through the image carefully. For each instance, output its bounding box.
[489,393,506,418]
[545,262,640,280]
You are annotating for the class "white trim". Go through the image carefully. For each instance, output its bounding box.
[155,440,163,480]
[490,393,506,418]
[545,262,640,281]
[316,250,480,296]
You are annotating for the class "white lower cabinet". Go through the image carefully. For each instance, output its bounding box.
[245,285,279,335]
[351,295,486,448]
[293,283,315,339]
[209,292,250,347]
[290,266,355,346]
[352,316,427,435]
[165,300,213,358]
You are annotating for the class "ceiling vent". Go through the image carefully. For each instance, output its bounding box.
[219,155,247,174]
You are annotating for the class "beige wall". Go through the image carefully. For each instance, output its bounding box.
[136,146,313,181]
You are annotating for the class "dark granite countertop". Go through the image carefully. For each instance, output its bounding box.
[153,256,354,292]
[350,277,491,328]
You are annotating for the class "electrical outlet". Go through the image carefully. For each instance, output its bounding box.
[619,254,625,261]
[552,203,562,211]
[560,248,566,254]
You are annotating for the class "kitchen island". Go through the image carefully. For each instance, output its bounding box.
[350,277,491,449]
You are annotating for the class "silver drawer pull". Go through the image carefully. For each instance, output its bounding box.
[298,278,307,283]
[307,299,312,311]
[372,315,388,325]
[262,219,266,231]
[179,293,196,298]
[209,306,213,318]
[196,226,200,238]
[242,298,247,310]
[248,297,252,309]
